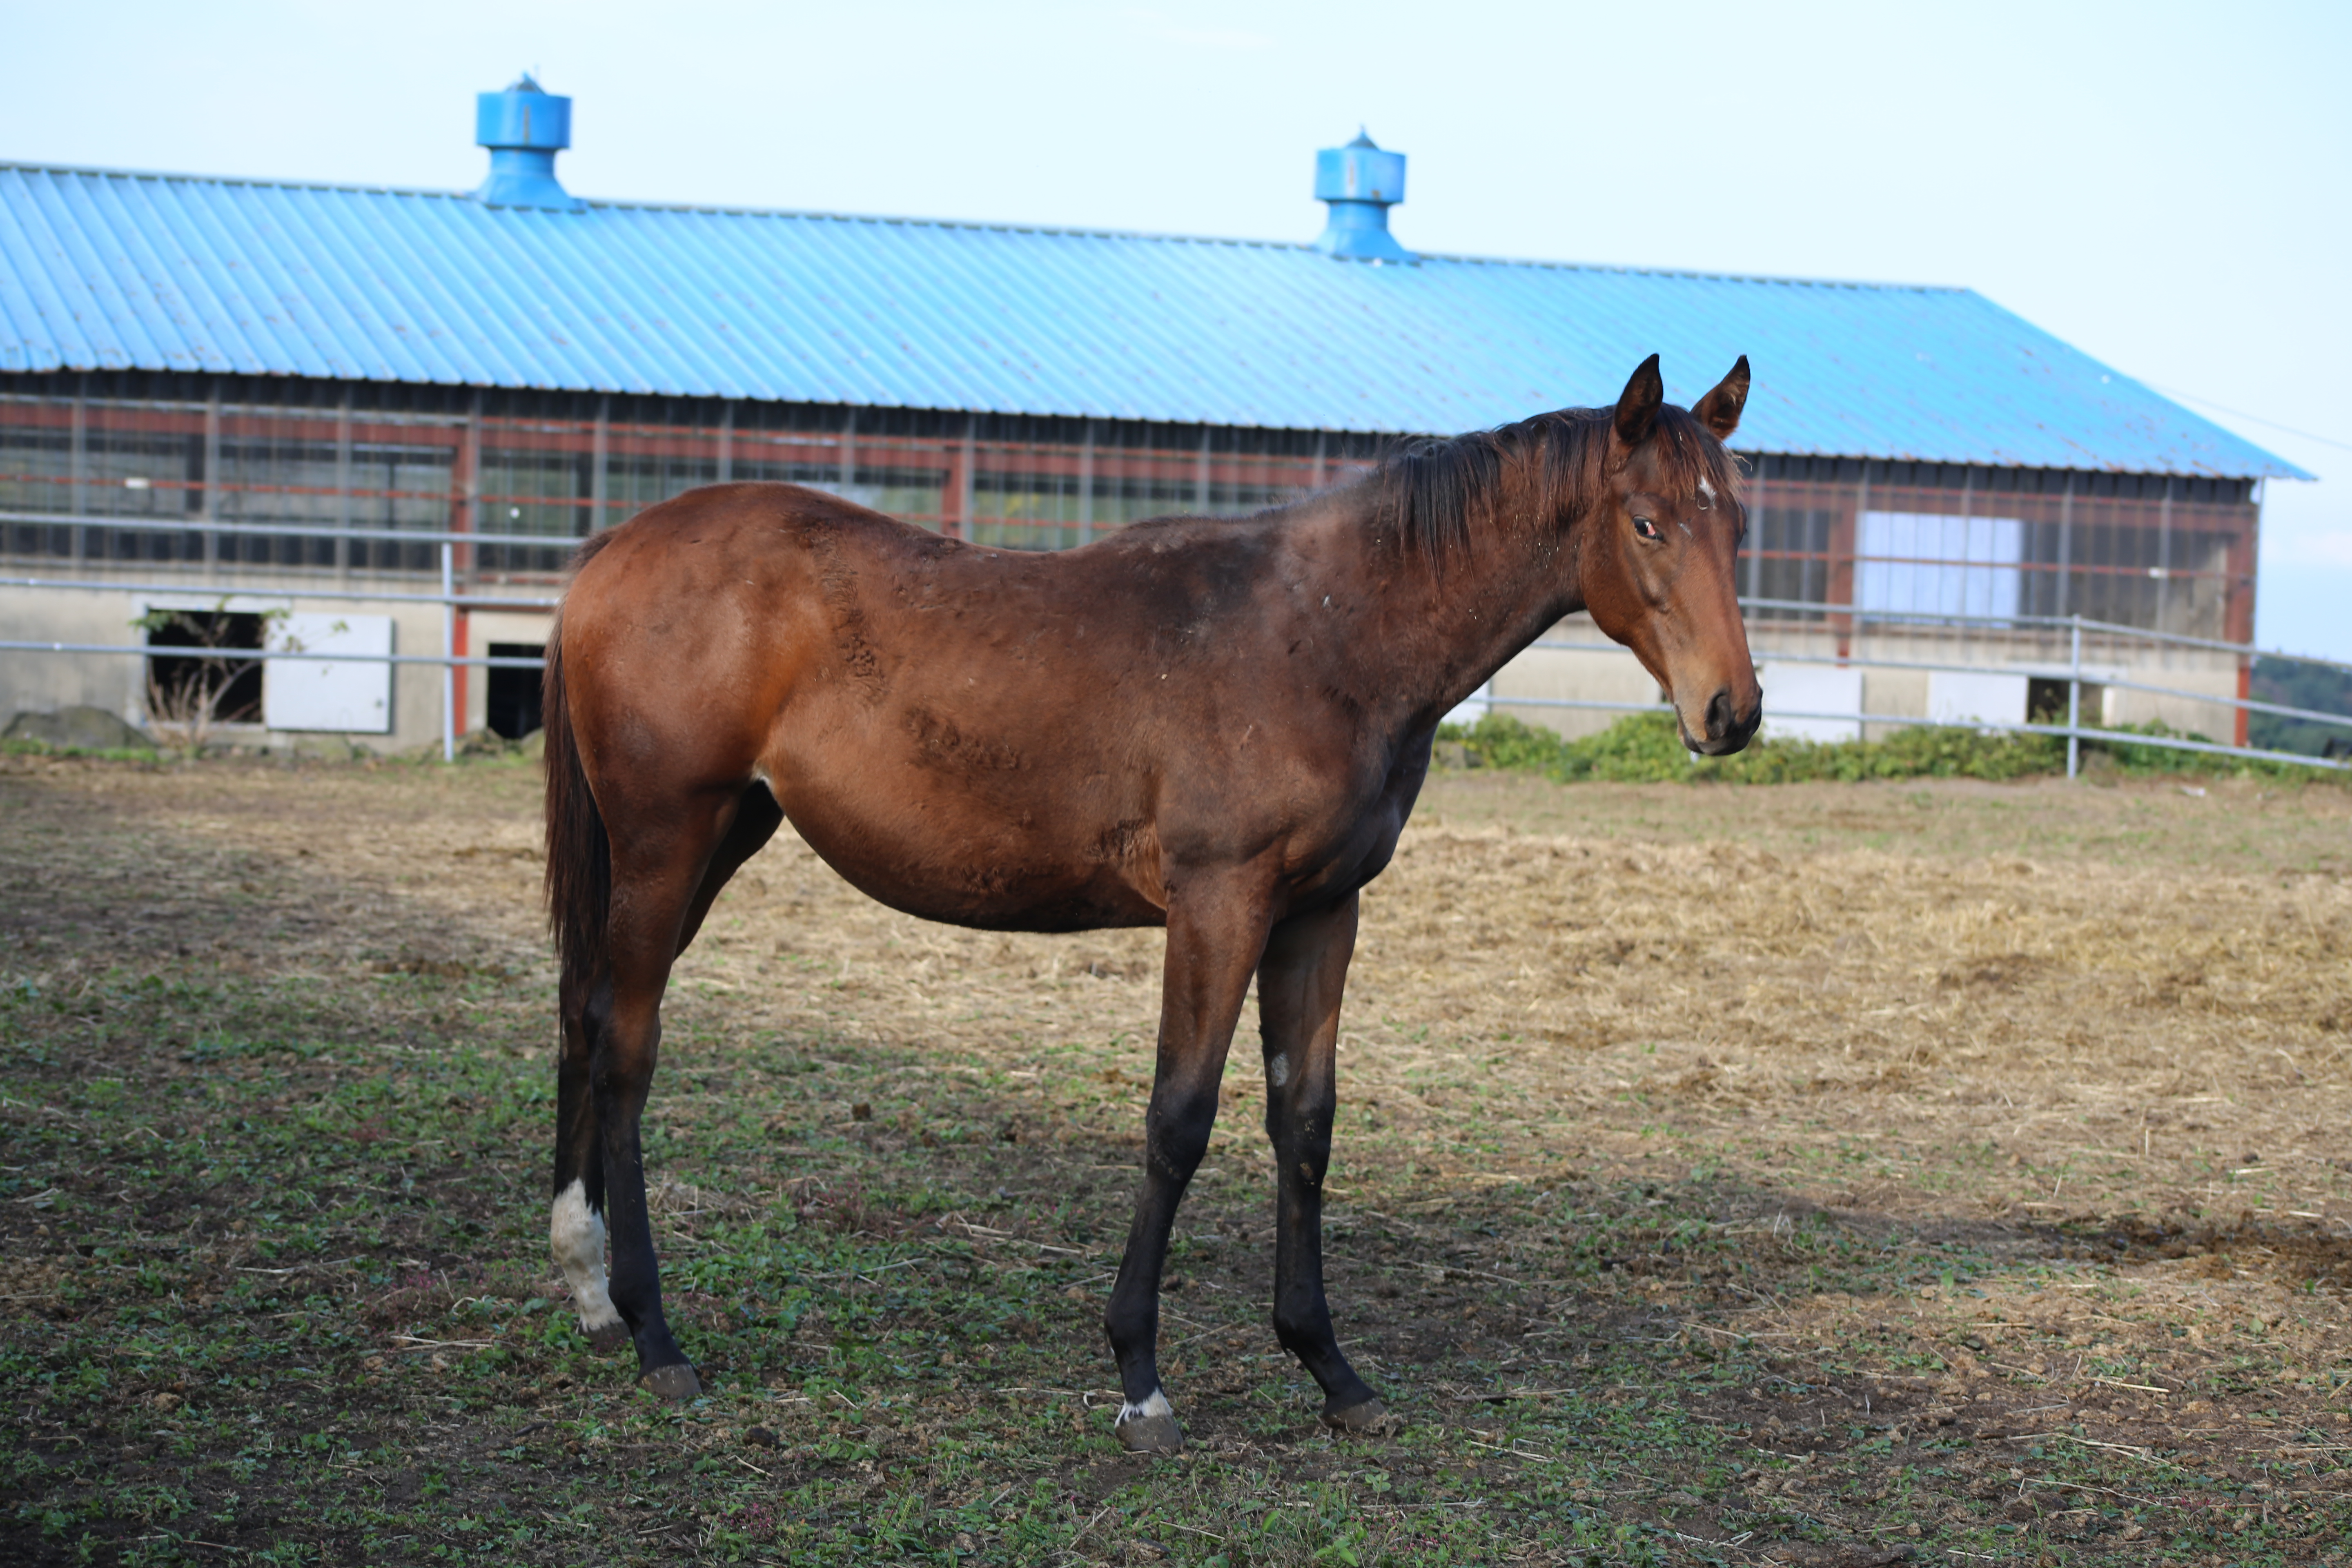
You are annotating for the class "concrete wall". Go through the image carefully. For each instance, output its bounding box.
[2097,661,2241,739]
[1472,615,2247,745]
[1,583,149,725]
[0,575,554,754]
[8,577,2254,756]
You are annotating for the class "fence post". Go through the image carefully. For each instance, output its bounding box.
[2067,614,2082,781]
[1078,419,1095,548]
[441,541,456,764]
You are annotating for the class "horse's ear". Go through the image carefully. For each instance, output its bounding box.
[1613,354,1664,448]
[1692,356,1751,440]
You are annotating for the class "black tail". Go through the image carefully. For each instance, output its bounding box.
[542,603,610,989]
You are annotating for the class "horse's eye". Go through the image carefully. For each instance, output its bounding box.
[1633,516,1661,541]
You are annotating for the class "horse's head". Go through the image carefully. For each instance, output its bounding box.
[1577,355,1761,756]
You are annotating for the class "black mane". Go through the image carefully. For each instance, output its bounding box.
[1373,404,1743,559]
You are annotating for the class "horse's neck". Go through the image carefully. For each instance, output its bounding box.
[1299,481,1580,726]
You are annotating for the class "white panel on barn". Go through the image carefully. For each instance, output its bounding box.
[1926,670,2029,730]
[1758,663,1863,743]
[263,613,393,733]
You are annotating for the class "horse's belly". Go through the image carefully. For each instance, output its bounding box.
[771,786,1163,934]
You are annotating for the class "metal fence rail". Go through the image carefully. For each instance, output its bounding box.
[2,541,526,760]
[1506,597,2350,775]
[1526,637,2352,732]
[0,642,543,669]
[5,563,2348,774]
[1483,693,2348,773]
[0,507,599,552]
[1735,593,2352,673]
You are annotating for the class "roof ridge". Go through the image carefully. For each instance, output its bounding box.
[0,159,1962,292]
[0,159,469,202]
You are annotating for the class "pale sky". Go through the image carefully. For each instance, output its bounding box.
[8,0,2347,659]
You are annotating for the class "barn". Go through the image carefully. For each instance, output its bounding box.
[0,77,2304,755]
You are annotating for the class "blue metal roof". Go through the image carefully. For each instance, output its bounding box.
[0,163,2305,479]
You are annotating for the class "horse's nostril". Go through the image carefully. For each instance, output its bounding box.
[1705,686,1735,740]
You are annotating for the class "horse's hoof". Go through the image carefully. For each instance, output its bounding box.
[584,1320,630,1355]
[1321,1395,1396,1435]
[640,1363,702,1403]
[1115,1412,1185,1455]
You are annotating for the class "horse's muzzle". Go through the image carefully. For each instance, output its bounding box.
[1682,684,1761,757]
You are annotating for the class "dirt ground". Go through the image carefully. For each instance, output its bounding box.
[2,753,2348,1565]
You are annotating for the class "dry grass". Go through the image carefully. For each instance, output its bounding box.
[5,752,2350,1564]
[648,768,2352,1241]
[13,752,2352,1283]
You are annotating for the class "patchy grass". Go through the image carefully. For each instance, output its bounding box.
[3,753,2350,1566]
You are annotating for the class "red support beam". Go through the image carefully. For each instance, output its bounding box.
[450,414,478,738]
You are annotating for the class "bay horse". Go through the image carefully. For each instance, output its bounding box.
[539,354,1760,1453]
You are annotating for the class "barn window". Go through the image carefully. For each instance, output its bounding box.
[1857,511,2026,622]
[143,608,265,726]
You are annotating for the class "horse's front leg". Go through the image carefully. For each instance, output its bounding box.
[1257,891,1385,1431]
[1105,868,1276,1455]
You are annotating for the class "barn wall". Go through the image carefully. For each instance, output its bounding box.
[0,573,452,753]
[0,375,2267,754]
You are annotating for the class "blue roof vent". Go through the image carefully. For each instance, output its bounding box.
[1313,129,1409,262]
[474,74,583,212]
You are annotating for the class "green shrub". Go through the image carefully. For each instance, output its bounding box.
[1434,710,2340,785]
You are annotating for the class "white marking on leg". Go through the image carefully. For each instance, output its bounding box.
[550,1179,620,1333]
[1117,1388,1174,1425]
[1267,1052,1290,1089]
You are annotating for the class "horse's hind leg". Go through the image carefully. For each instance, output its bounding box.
[553,974,625,1352]
[592,788,771,1400]
[550,784,777,1382]
[1257,892,1385,1432]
